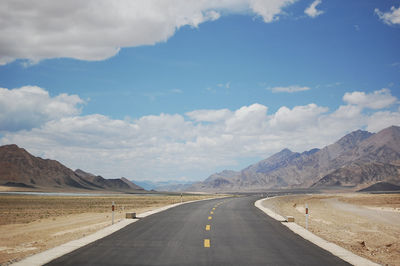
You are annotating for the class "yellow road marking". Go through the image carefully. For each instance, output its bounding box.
[208,216,212,220]
[204,239,210,248]
[210,211,214,214]
[206,225,210,230]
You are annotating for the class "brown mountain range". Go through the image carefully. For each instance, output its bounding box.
[0,144,144,192]
[188,125,400,192]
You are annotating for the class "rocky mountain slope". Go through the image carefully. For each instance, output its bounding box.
[312,162,400,188]
[188,126,400,192]
[0,144,144,192]
[357,181,400,192]
[75,169,143,191]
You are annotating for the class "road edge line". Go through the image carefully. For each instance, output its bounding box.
[11,196,222,266]
[255,197,380,266]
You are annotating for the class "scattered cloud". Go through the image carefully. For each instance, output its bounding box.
[343,88,397,109]
[316,82,342,89]
[305,0,324,18]
[217,82,230,89]
[269,85,311,93]
[143,92,166,101]
[170,88,183,94]
[249,0,297,22]
[0,86,84,132]
[205,87,216,93]
[143,88,183,101]
[375,6,400,25]
[1,86,399,181]
[325,82,342,88]
[206,82,231,93]
[0,0,298,65]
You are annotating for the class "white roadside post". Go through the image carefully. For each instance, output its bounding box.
[305,203,309,230]
[112,201,115,225]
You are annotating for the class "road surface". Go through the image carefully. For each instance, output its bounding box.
[46,196,349,265]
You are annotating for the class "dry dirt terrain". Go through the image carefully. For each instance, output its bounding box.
[262,193,400,266]
[0,193,221,265]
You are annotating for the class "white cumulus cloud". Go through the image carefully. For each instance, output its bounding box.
[249,0,297,22]
[269,103,328,131]
[1,86,399,181]
[0,0,298,65]
[0,86,84,132]
[305,0,324,18]
[375,6,400,25]
[343,88,397,109]
[367,108,400,132]
[225,103,269,134]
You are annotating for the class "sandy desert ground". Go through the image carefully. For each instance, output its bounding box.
[0,193,220,265]
[262,193,400,266]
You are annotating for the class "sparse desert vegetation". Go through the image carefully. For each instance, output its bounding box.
[0,193,221,265]
[262,193,400,265]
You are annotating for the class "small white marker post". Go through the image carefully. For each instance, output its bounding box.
[112,201,115,225]
[305,203,309,230]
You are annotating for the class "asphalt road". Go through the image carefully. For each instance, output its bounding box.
[46,196,349,266]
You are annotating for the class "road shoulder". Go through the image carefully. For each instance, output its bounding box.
[255,197,379,266]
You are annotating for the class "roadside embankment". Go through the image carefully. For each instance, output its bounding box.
[260,193,400,265]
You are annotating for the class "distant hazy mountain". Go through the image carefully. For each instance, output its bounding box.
[188,126,400,192]
[132,179,193,192]
[0,144,144,192]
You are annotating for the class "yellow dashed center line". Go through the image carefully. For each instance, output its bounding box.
[204,204,220,248]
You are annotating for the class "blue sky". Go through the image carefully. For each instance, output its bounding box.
[0,0,400,182]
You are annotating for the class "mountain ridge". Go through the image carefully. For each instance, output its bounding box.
[0,144,144,192]
[187,126,400,192]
